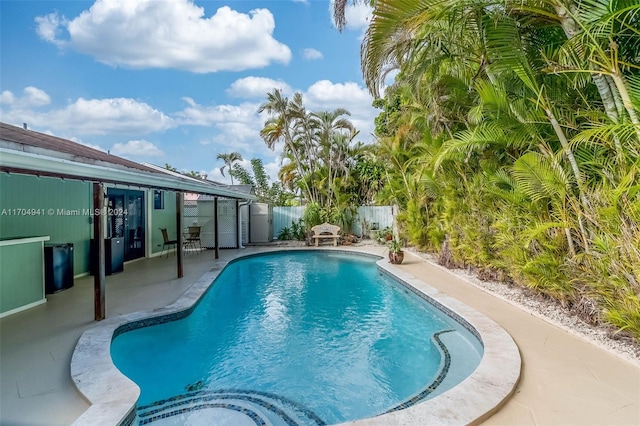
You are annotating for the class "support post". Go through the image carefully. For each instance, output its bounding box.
[214,196,219,259]
[176,192,184,278]
[235,199,240,249]
[93,182,106,321]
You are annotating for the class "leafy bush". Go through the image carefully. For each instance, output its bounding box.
[303,202,331,229]
[290,219,306,240]
[277,226,292,241]
[277,218,306,241]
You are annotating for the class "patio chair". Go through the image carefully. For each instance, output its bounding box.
[183,226,202,254]
[159,228,178,257]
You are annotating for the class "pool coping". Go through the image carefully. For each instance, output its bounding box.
[70,248,521,426]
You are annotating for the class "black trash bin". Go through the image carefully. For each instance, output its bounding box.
[90,237,124,275]
[44,243,74,294]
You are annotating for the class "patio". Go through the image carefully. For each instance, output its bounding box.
[1,245,639,426]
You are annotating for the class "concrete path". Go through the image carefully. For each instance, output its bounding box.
[397,250,640,426]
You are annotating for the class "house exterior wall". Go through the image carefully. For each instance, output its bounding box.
[0,238,48,316]
[0,174,92,275]
[0,179,184,263]
[150,190,177,255]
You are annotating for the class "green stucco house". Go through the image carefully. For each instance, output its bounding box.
[0,122,255,318]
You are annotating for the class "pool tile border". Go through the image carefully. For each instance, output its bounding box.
[137,390,324,425]
[139,402,267,426]
[138,388,326,425]
[70,248,521,426]
[383,329,455,414]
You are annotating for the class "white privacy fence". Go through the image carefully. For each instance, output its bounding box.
[273,206,394,238]
[272,206,306,237]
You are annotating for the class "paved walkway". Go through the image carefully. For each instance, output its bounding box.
[1,246,639,425]
[397,251,640,426]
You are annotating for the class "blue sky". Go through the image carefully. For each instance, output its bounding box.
[0,0,377,183]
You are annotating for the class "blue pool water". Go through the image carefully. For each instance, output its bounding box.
[111,252,482,425]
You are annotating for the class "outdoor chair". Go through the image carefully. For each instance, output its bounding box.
[183,226,202,253]
[159,228,178,257]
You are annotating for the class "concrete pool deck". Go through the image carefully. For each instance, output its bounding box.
[1,245,639,425]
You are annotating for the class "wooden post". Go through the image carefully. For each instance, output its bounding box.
[93,182,106,321]
[176,192,183,278]
[214,196,219,259]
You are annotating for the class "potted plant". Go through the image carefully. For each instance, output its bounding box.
[376,227,392,244]
[387,238,404,264]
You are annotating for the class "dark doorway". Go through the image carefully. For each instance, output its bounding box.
[107,189,145,261]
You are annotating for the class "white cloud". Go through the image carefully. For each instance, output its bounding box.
[207,166,231,184]
[174,98,276,160]
[1,89,174,135]
[46,98,174,135]
[111,139,164,157]
[0,87,50,108]
[175,99,260,128]
[35,0,291,73]
[24,86,51,107]
[0,91,15,105]
[34,12,67,47]
[79,141,108,152]
[263,159,281,183]
[305,80,371,107]
[330,1,372,32]
[302,48,323,60]
[303,80,376,141]
[344,3,372,31]
[292,0,310,4]
[226,77,292,99]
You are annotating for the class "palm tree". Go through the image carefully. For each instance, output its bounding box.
[361,0,640,336]
[311,108,355,207]
[258,89,317,203]
[216,152,243,185]
[512,0,640,146]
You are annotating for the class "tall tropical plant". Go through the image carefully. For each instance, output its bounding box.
[216,152,243,185]
[229,158,294,205]
[360,0,640,338]
[258,90,316,203]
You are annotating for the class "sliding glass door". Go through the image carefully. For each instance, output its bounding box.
[107,189,145,261]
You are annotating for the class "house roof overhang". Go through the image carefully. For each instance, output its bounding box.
[0,123,256,201]
[0,148,256,200]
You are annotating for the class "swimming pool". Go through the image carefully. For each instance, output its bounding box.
[70,248,521,426]
[110,252,482,425]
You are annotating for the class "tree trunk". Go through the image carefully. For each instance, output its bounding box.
[546,107,591,252]
[610,72,640,143]
[553,1,639,147]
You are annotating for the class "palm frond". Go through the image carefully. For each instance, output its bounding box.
[512,151,569,202]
